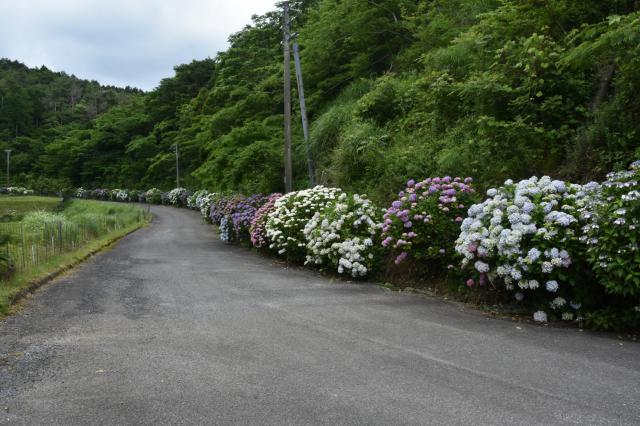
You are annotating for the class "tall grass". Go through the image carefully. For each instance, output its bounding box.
[0,200,150,278]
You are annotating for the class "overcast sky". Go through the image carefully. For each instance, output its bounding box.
[0,0,279,91]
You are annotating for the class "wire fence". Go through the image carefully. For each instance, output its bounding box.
[0,209,149,278]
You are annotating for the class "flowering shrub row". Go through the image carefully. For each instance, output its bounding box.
[0,187,34,195]
[75,187,193,207]
[71,161,640,329]
[200,186,384,278]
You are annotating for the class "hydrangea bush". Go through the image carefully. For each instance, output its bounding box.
[582,161,640,298]
[91,189,111,200]
[161,191,171,205]
[250,193,282,248]
[107,189,119,201]
[209,194,232,226]
[198,193,219,221]
[303,193,383,277]
[115,189,129,202]
[229,194,267,241]
[187,190,209,210]
[145,188,163,204]
[127,190,140,202]
[209,194,266,242]
[455,176,598,322]
[167,188,191,207]
[266,186,343,261]
[75,188,89,198]
[1,187,34,195]
[381,177,476,267]
[134,190,146,203]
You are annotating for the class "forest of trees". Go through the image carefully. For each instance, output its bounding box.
[0,59,141,191]
[2,0,639,201]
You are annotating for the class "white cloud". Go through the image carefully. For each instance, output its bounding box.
[0,0,279,90]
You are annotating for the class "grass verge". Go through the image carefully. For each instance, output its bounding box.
[0,218,149,317]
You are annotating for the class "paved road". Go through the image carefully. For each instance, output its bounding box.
[1,206,639,425]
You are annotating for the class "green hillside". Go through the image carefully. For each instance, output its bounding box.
[3,0,639,200]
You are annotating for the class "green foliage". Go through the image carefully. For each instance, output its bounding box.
[585,306,640,332]
[354,75,415,126]
[20,211,69,235]
[194,120,284,193]
[0,59,140,185]
[144,188,163,204]
[310,80,371,155]
[583,162,640,298]
[327,120,389,189]
[4,1,640,208]
[307,2,640,198]
[145,59,216,123]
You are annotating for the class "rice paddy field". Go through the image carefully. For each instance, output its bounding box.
[0,195,62,219]
[0,196,151,313]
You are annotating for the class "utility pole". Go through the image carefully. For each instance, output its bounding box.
[292,41,315,186]
[174,143,180,188]
[4,149,12,188]
[282,1,293,193]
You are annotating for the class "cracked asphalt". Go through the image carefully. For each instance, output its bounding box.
[1,206,639,425]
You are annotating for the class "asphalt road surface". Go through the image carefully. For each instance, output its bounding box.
[1,206,639,425]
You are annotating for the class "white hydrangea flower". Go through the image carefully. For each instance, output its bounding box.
[561,312,574,321]
[533,311,548,322]
[527,248,541,262]
[551,297,566,309]
[474,261,490,273]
